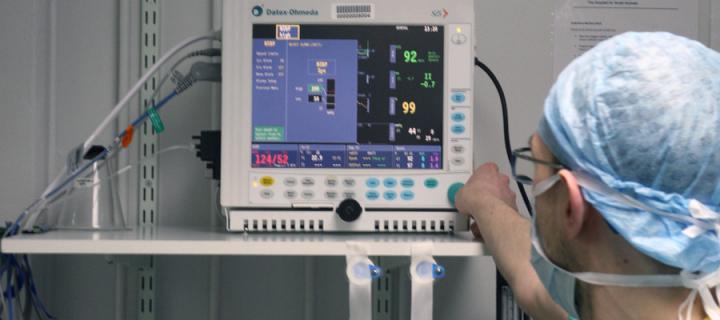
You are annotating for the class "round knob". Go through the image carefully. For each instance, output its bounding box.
[336,198,363,222]
[447,182,465,206]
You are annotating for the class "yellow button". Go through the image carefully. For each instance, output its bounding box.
[259,176,275,187]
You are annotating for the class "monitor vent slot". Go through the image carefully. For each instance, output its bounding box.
[244,219,325,232]
[374,219,452,233]
[332,3,374,19]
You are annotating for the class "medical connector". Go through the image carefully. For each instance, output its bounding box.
[187,61,221,82]
[153,48,222,101]
[187,48,221,59]
[121,125,134,148]
[347,259,383,283]
[410,251,445,284]
[193,130,221,180]
[173,61,221,94]
[415,261,446,280]
[352,262,382,280]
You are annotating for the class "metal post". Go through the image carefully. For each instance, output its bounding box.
[138,0,159,319]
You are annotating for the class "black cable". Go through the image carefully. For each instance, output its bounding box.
[475,57,533,320]
[474,57,533,215]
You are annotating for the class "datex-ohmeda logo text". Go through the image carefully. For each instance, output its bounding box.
[252,5,263,16]
[252,4,319,17]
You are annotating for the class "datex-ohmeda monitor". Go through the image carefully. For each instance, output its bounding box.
[222,0,474,232]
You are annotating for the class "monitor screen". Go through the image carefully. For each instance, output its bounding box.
[251,24,444,169]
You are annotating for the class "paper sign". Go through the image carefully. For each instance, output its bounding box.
[553,0,699,76]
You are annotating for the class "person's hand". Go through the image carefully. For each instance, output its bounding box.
[455,162,518,217]
[470,221,483,241]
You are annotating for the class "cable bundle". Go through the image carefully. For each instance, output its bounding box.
[0,31,221,319]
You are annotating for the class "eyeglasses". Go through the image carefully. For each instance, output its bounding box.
[510,147,565,185]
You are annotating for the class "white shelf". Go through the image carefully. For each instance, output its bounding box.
[1,225,485,256]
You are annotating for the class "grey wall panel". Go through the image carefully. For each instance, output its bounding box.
[156,256,213,319]
[53,0,118,154]
[473,0,555,182]
[219,256,308,320]
[312,257,349,320]
[155,0,216,228]
[435,257,497,320]
[0,0,50,223]
[48,255,117,320]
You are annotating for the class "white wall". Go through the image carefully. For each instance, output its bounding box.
[0,0,715,319]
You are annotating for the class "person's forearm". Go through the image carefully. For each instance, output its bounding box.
[470,194,567,319]
[470,194,532,286]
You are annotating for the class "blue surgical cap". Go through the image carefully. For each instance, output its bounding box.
[538,32,720,273]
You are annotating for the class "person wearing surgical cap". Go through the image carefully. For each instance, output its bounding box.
[455,32,720,320]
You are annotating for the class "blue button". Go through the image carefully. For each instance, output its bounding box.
[366,190,380,200]
[400,178,415,188]
[451,125,465,134]
[424,178,439,189]
[366,178,380,188]
[447,182,465,206]
[383,191,397,200]
[383,178,397,188]
[451,92,466,103]
[451,112,465,122]
[400,190,415,200]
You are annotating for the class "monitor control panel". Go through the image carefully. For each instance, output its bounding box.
[222,0,474,232]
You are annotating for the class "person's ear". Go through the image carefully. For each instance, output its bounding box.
[558,169,586,239]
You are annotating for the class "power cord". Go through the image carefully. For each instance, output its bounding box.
[474,57,533,215]
[475,57,535,320]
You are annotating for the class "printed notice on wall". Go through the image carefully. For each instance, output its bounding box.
[553,0,699,76]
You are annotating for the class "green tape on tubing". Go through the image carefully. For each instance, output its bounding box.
[148,107,165,133]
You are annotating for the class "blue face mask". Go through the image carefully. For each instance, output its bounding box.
[529,174,580,320]
[531,219,580,320]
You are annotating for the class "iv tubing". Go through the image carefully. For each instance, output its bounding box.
[82,31,219,151]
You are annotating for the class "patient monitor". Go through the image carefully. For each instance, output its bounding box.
[222,0,474,232]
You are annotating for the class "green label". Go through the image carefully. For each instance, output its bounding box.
[428,51,441,63]
[307,84,323,93]
[148,107,165,133]
[253,126,284,141]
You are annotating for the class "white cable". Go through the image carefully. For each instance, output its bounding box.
[82,31,220,150]
[91,143,197,188]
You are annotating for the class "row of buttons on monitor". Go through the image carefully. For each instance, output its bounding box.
[451,111,466,135]
[260,176,441,189]
[451,120,466,135]
[259,189,418,201]
[260,189,358,200]
[257,177,441,201]
[365,190,415,201]
[450,91,468,135]
[449,90,469,168]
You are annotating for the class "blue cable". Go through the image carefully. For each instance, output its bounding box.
[22,255,55,319]
[5,90,179,238]
[6,263,13,320]
[130,90,178,128]
[42,90,177,202]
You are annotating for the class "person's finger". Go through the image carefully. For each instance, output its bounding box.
[487,162,499,172]
[501,174,510,186]
[470,221,483,242]
[480,162,498,172]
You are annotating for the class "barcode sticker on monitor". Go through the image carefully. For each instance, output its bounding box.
[332,3,374,19]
